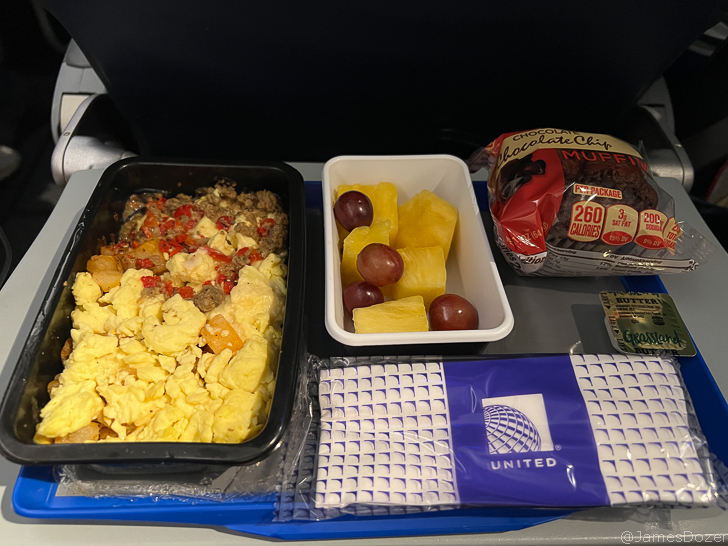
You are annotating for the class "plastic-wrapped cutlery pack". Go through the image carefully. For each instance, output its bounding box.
[309,354,717,511]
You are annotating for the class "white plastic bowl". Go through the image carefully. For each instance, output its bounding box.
[323,155,514,346]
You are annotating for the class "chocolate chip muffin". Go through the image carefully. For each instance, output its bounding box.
[495,153,547,204]
[547,152,658,249]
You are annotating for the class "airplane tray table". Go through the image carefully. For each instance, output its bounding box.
[2,166,728,545]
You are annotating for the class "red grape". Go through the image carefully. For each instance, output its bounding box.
[334,191,374,231]
[356,243,404,287]
[343,281,384,315]
[429,294,479,331]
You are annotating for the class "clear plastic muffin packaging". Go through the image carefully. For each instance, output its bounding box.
[470,129,715,276]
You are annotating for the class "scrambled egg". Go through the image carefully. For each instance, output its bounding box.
[167,249,217,289]
[34,248,287,444]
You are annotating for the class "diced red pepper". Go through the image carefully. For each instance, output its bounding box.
[256,218,275,237]
[186,245,198,253]
[143,212,159,228]
[216,215,235,231]
[141,276,160,288]
[141,226,154,239]
[178,286,194,299]
[174,204,194,219]
[161,238,184,257]
[206,247,232,263]
[237,246,250,257]
[156,196,166,209]
[203,280,212,286]
[174,234,188,244]
[222,280,235,295]
[131,240,140,249]
[159,218,175,236]
[163,281,174,297]
[217,273,227,285]
[173,204,203,229]
[249,249,263,262]
[136,258,155,269]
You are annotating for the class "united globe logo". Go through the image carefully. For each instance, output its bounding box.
[481,394,554,455]
[483,405,541,454]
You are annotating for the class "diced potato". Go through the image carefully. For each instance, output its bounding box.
[87,254,123,290]
[202,314,245,355]
[392,246,446,309]
[47,373,61,395]
[87,254,122,273]
[99,245,118,256]
[99,426,118,440]
[353,295,429,334]
[128,239,166,274]
[131,240,161,260]
[92,270,123,292]
[395,190,458,260]
[61,339,73,361]
[337,182,399,245]
[54,422,101,444]
[340,220,391,289]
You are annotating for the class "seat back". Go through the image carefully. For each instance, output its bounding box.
[40,0,720,161]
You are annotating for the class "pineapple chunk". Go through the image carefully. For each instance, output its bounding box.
[337,182,398,245]
[392,246,446,309]
[353,296,429,334]
[395,190,458,260]
[341,220,391,289]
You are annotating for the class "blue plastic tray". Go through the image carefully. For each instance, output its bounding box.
[11,182,727,540]
[12,465,572,540]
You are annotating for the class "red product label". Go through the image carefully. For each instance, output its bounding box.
[662,217,683,254]
[568,201,604,242]
[601,205,638,246]
[489,148,565,256]
[634,210,667,249]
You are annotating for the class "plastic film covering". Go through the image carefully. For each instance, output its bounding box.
[470,129,715,276]
[278,354,721,521]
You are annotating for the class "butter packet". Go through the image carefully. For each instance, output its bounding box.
[600,291,696,357]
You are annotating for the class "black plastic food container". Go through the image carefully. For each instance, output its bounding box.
[0,158,306,465]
